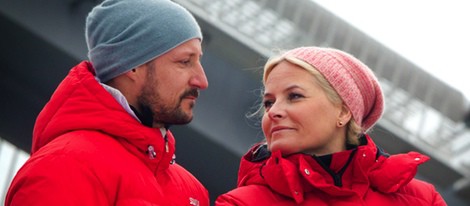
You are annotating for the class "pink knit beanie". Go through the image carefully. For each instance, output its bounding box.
[282,47,384,132]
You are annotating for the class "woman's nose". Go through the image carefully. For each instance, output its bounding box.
[267,102,285,119]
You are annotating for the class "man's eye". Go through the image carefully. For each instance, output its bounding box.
[180,59,191,65]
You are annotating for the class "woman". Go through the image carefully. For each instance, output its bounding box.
[216,47,446,205]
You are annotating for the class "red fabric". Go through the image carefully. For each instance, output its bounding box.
[216,135,447,206]
[6,61,209,206]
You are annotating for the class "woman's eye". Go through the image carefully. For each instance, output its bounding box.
[263,100,273,108]
[288,93,303,100]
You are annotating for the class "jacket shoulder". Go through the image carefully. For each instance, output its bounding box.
[216,185,291,206]
[165,163,210,205]
[5,133,113,205]
[398,179,447,205]
[6,131,148,205]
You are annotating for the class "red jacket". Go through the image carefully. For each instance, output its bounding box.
[216,135,446,206]
[6,61,209,206]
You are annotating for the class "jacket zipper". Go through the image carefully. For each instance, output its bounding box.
[314,149,357,187]
[164,135,169,153]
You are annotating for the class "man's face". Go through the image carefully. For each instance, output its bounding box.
[138,38,208,128]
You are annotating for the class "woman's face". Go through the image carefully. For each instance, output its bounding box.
[262,61,347,156]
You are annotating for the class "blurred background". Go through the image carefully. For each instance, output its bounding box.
[1,0,469,205]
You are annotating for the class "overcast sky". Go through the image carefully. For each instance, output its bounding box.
[313,0,470,100]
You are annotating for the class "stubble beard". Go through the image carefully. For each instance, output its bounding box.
[138,73,193,126]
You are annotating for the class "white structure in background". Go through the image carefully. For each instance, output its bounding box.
[0,138,29,204]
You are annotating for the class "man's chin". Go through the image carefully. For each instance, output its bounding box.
[169,121,191,125]
[169,115,193,125]
[182,115,193,124]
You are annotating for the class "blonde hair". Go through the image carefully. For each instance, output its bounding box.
[258,54,363,145]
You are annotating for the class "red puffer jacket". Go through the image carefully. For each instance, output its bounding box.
[6,61,209,206]
[216,135,446,206]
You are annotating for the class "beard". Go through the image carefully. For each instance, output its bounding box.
[137,70,198,126]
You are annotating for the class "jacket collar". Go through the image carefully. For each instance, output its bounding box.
[237,135,429,204]
[32,61,175,173]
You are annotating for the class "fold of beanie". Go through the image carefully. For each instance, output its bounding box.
[85,0,202,82]
[284,47,384,132]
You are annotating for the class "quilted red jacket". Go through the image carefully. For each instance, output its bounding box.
[6,61,209,206]
[216,135,446,206]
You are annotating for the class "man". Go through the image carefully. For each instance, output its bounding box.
[5,0,209,205]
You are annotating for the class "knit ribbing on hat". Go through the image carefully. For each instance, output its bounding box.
[284,47,384,131]
[85,0,202,82]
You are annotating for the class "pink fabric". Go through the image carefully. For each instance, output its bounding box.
[284,47,384,131]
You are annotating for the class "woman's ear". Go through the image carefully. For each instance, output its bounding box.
[338,104,352,126]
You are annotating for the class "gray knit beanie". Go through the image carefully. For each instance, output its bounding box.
[85,0,202,82]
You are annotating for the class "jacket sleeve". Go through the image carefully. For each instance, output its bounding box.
[5,153,109,206]
[215,193,242,206]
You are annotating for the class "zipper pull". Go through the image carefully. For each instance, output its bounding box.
[147,145,156,159]
[170,154,176,165]
[164,135,169,153]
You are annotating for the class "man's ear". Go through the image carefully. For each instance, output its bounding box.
[123,68,136,80]
[124,65,146,81]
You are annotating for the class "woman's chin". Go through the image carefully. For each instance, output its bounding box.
[268,144,296,156]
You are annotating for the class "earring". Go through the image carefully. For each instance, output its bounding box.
[337,121,343,127]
